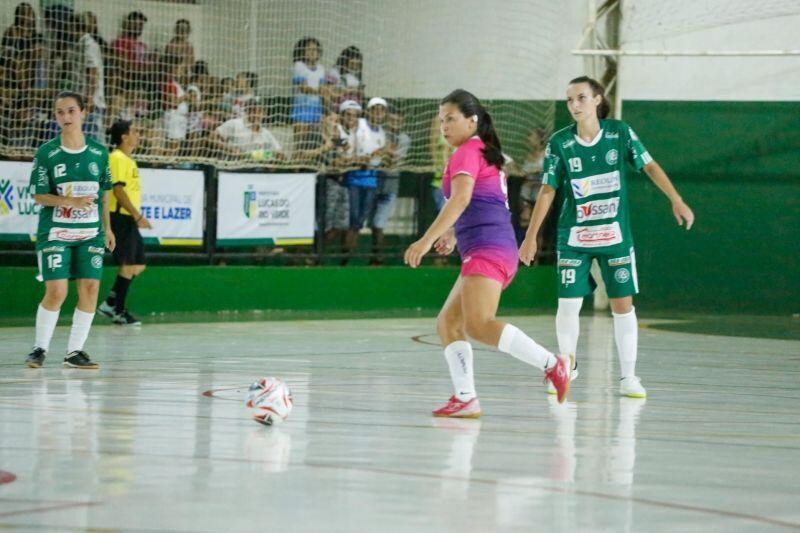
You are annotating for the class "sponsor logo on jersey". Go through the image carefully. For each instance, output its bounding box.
[89,147,103,156]
[567,222,623,248]
[608,255,631,266]
[576,197,620,223]
[91,255,103,268]
[89,162,100,176]
[614,268,631,283]
[604,131,619,139]
[558,258,582,267]
[41,245,65,253]
[88,246,105,254]
[54,182,100,222]
[47,227,98,242]
[570,171,621,199]
[561,139,576,149]
[605,149,618,165]
[47,148,61,159]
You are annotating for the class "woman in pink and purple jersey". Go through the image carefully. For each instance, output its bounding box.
[404,89,571,417]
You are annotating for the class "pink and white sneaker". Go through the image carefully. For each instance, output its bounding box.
[544,354,571,404]
[432,396,481,418]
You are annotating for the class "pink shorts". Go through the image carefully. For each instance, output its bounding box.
[460,248,519,289]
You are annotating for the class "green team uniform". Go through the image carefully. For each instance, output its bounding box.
[542,119,652,298]
[30,136,112,281]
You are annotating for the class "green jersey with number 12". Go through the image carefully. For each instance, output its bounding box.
[542,119,651,255]
[29,136,112,245]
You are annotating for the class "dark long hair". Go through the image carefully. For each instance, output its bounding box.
[569,76,610,119]
[336,45,363,79]
[108,119,133,148]
[293,37,322,63]
[54,90,85,111]
[440,89,504,169]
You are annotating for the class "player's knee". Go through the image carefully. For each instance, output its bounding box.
[436,313,464,342]
[135,264,146,276]
[464,316,489,343]
[610,297,633,314]
[43,285,67,307]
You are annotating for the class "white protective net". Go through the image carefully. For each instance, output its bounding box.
[0,0,563,171]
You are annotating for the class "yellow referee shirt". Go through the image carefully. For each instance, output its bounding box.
[107,149,141,216]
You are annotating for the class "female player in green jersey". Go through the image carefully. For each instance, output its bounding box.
[519,76,695,398]
[25,91,115,369]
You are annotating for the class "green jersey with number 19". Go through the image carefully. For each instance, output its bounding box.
[542,119,652,255]
[29,136,112,245]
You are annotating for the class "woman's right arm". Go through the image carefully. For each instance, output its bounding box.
[34,194,94,209]
[518,184,556,266]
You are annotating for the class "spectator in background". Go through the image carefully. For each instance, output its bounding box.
[226,71,257,118]
[322,99,361,250]
[1,2,41,145]
[111,11,150,92]
[164,19,194,72]
[291,37,326,151]
[509,127,556,259]
[82,11,108,54]
[185,60,215,157]
[429,113,450,212]
[213,98,284,161]
[369,107,410,265]
[75,12,106,143]
[161,54,189,158]
[342,96,388,263]
[327,45,363,106]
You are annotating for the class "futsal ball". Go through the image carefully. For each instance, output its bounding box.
[246,377,293,426]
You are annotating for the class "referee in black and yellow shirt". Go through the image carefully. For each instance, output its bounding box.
[98,120,151,325]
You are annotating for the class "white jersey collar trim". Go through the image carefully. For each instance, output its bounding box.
[60,144,88,154]
[574,129,604,147]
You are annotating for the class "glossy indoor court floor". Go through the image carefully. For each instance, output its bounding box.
[1,315,798,532]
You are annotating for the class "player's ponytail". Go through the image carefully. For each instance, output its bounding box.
[108,119,133,148]
[440,89,504,169]
[569,76,610,119]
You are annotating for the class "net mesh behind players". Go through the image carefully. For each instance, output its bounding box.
[0,0,562,171]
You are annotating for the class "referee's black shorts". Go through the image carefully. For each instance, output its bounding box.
[110,212,146,265]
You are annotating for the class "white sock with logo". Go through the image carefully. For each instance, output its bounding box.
[613,307,638,378]
[35,304,60,352]
[67,309,95,354]
[498,324,555,372]
[556,298,583,357]
[444,341,476,402]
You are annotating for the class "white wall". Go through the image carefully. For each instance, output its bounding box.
[2,0,797,101]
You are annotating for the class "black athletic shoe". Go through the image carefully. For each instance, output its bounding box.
[97,300,117,319]
[113,310,141,326]
[63,351,100,369]
[25,348,46,368]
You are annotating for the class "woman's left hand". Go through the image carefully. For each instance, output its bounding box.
[404,237,433,268]
[672,200,695,230]
[105,230,116,253]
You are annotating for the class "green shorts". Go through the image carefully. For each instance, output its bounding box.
[36,239,106,282]
[556,247,639,299]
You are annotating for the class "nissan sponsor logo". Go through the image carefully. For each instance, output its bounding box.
[570,171,621,199]
[576,197,619,222]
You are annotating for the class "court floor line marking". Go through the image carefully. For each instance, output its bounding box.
[0,446,795,528]
[0,501,101,519]
[301,461,800,530]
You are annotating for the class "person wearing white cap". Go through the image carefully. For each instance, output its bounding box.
[342,96,389,262]
[320,100,362,252]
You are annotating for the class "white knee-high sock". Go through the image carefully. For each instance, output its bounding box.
[444,341,476,401]
[67,309,95,354]
[35,304,60,351]
[498,324,555,372]
[613,307,638,378]
[556,298,583,356]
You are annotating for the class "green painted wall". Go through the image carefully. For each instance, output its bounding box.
[0,266,557,324]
